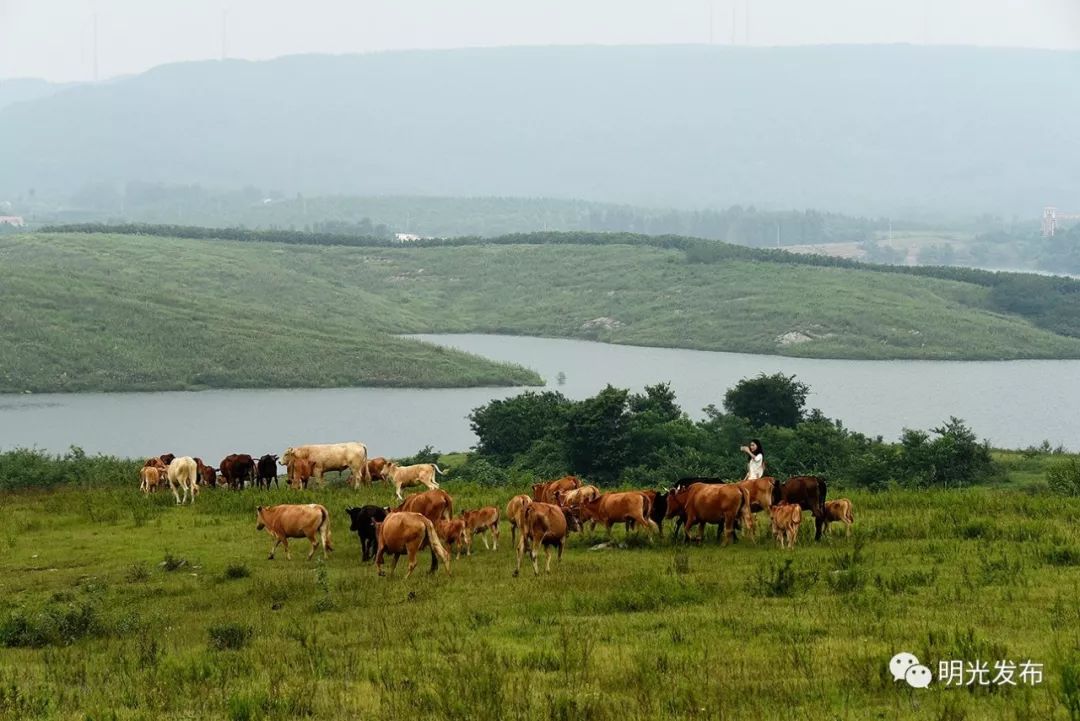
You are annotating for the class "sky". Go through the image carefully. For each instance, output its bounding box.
[1,0,1079,82]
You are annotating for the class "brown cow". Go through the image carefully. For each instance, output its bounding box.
[506,495,531,545]
[462,507,500,554]
[199,465,217,488]
[139,465,162,493]
[514,502,570,577]
[367,457,389,483]
[282,457,315,489]
[770,502,802,549]
[578,491,659,538]
[737,476,777,536]
[375,512,451,578]
[144,454,175,468]
[395,489,453,522]
[773,476,828,540]
[531,475,581,504]
[823,499,854,537]
[435,518,470,559]
[256,504,333,560]
[219,453,257,490]
[667,483,749,545]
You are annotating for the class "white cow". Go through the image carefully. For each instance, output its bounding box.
[166,456,199,505]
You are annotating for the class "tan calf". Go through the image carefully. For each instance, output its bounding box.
[462,507,500,554]
[514,502,569,577]
[823,499,854,537]
[395,488,453,522]
[435,518,470,559]
[384,461,444,500]
[139,465,162,493]
[770,502,802,549]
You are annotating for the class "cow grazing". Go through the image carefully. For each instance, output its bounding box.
[199,465,217,488]
[531,475,581,504]
[345,505,388,562]
[375,512,451,578]
[578,491,659,538]
[256,504,333,560]
[219,454,257,490]
[770,502,802,549]
[139,465,162,493]
[823,499,854,537]
[367,457,389,483]
[514,502,571,577]
[555,484,600,508]
[394,489,453,522]
[666,483,749,545]
[462,507,500,554]
[773,476,828,540]
[384,461,444,500]
[282,456,315,489]
[166,456,199,505]
[506,495,531,545]
[256,454,280,489]
[282,443,371,488]
[435,518,470,559]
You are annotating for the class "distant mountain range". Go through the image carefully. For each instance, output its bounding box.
[2,45,1078,217]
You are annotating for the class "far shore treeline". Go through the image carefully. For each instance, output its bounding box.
[4,374,1079,497]
[38,223,1080,339]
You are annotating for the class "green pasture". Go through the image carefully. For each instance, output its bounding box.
[1,478,1078,720]
[5,231,1080,392]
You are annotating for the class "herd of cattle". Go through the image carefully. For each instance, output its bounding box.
[138,442,856,578]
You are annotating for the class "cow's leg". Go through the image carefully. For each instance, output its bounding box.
[556,539,564,564]
[395,483,404,501]
[390,553,400,576]
[530,540,540,576]
[814,513,825,541]
[375,546,385,575]
[169,479,182,505]
[282,538,292,561]
[406,548,418,579]
[269,537,282,560]
[544,545,553,573]
[481,532,490,551]
[513,537,525,577]
[511,523,517,546]
[492,522,499,551]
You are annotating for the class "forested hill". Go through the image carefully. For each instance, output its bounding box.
[3,45,1078,216]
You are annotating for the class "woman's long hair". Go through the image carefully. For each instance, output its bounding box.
[749,439,764,457]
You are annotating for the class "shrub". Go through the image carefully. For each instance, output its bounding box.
[748,559,818,598]
[124,563,151,583]
[208,622,253,651]
[223,562,250,580]
[1048,458,1080,497]
[0,602,103,648]
[161,553,187,571]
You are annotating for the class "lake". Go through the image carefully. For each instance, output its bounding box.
[0,333,1076,461]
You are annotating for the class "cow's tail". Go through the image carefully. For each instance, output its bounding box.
[444,496,454,521]
[737,487,751,530]
[432,464,445,476]
[423,517,451,570]
[360,446,372,484]
[318,505,333,551]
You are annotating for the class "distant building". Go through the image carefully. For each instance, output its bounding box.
[395,233,423,242]
[0,215,25,227]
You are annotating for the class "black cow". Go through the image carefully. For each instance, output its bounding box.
[256,454,279,489]
[773,475,828,540]
[345,505,389,562]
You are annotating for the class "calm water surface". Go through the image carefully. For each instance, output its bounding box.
[0,334,1076,461]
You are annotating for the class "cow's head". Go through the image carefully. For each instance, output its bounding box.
[281,448,295,465]
[255,506,266,530]
[561,506,582,533]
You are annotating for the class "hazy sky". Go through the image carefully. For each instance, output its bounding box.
[2,0,1079,82]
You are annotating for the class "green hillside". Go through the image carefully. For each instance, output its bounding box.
[4,230,1080,392]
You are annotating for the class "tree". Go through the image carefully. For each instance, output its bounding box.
[468,391,570,464]
[723,373,809,429]
[565,385,630,480]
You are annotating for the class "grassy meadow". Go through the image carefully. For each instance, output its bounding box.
[5,231,1080,392]
[1,472,1079,720]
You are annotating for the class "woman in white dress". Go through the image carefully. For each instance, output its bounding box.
[740,439,765,480]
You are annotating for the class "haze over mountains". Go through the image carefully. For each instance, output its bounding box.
[2,44,1078,218]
